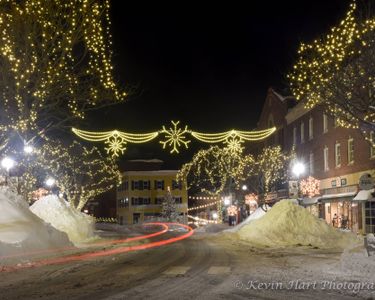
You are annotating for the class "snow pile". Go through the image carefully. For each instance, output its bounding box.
[30,195,95,245]
[0,188,71,256]
[237,200,360,249]
[225,204,271,233]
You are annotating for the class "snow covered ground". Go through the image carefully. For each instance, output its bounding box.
[0,188,72,257]
[30,195,95,245]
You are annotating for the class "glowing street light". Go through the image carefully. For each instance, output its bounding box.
[23,145,34,154]
[223,196,231,206]
[242,185,248,191]
[45,177,56,187]
[1,157,16,172]
[292,162,305,178]
[212,212,218,220]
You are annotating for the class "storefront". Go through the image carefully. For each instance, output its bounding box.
[353,188,375,234]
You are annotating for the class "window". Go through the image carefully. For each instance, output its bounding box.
[348,137,354,164]
[117,181,128,192]
[323,113,328,133]
[155,197,164,205]
[154,180,164,190]
[324,146,329,171]
[335,142,341,168]
[371,131,375,158]
[131,180,142,190]
[143,180,151,190]
[309,117,313,140]
[118,197,129,208]
[293,127,297,145]
[173,197,183,204]
[300,122,305,143]
[365,201,375,234]
[172,180,182,190]
[309,152,314,175]
[131,197,151,206]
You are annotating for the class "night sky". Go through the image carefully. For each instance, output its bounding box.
[88,1,351,169]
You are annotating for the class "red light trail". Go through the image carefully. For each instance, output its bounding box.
[1,222,193,272]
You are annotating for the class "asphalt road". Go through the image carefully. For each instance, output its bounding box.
[0,226,372,300]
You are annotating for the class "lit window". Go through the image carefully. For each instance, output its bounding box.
[323,113,328,133]
[324,146,329,171]
[371,131,375,158]
[335,142,341,168]
[293,127,297,145]
[300,122,305,143]
[309,117,313,140]
[309,152,314,175]
[348,137,354,164]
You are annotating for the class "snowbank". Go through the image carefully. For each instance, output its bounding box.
[237,200,360,249]
[30,195,95,245]
[225,204,271,233]
[0,188,71,257]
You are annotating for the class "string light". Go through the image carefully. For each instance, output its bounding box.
[187,200,221,211]
[72,121,276,157]
[0,0,126,145]
[288,1,375,129]
[300,176,320,198]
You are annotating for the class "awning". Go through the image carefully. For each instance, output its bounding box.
[319,191,357,202]
[301,196,320,206]
[353,189,375,201]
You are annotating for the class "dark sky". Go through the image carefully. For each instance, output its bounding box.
[89,0,351,168]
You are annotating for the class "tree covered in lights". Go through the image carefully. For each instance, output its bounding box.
[0,0,126,151]
[161,187,179,222]
[178,145,290,202]
[288,1,375,133]
[177,146,244,196]
[18,140,121,210]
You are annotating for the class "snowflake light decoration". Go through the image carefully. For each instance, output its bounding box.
[104,134,127,158]
[159,121,191,153]
[300,176,320,198]
[224,136,244,154]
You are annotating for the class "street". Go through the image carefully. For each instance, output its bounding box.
[0,225,373,300]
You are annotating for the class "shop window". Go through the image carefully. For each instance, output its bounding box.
[365,201,375,233]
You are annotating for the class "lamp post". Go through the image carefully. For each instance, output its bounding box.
[292,161,305,199]
[1,157,16,185]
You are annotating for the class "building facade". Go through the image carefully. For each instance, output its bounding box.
[116,170,188,224]
[257,88,375,234]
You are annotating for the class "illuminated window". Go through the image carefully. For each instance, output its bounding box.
[324,146,329,171]
[309,152,314,175]
[300,122,305,143]
[309,117,313,140]
[293,127,297,145]
[335,142,341,168]
[323,113,328,133]
[348,137,354,164]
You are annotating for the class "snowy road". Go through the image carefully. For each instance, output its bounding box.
[0,226,374,300]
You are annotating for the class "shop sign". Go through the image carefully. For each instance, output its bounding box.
[359,173,374,190]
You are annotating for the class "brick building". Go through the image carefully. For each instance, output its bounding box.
[257,88,375,234]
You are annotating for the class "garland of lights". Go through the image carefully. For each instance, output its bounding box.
[187,200,221,212]
[72,121,276,157]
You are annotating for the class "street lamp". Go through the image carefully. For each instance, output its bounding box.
[1,157,15,172]
[1,157,16,184]
[292,161,305,199]
[242,185,248,191]
[223,196,231,206]
[23,144,34,154]
[45,177,56,187]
